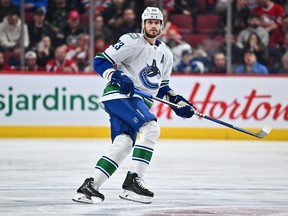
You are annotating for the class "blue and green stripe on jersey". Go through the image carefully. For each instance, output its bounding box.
[95,52,116,66]
[132,145,154,164]
[95,156,119,178]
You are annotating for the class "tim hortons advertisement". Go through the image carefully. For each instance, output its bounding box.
[0,74,287,130]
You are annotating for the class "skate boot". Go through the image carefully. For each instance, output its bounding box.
[72,178,105,204]
[119,172,154,204]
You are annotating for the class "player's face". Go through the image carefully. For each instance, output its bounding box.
[144,19,161,38]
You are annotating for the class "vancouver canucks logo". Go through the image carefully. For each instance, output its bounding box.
[139,59,160,90]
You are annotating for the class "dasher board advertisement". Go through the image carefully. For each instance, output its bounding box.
[0,73,287,139]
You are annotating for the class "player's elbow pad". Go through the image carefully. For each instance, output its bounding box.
[94,57,114,77]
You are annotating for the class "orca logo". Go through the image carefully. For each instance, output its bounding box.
[139,59,160,89]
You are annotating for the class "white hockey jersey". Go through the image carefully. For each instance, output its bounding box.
[98,33,173,106]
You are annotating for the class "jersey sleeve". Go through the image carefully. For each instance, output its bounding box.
[102,34,135,66]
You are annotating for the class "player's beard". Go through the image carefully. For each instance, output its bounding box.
[144,28,160,38]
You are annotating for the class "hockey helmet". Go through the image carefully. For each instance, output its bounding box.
[141,7,164,36]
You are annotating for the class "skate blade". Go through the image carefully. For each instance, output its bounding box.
[119,190,152,204]
[72,193,103,204]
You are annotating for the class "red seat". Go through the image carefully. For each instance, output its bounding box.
[170,14,193,34]
[182,34,210,48]
[196,14,219,34]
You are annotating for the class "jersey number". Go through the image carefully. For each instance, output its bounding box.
[113,40,124,50]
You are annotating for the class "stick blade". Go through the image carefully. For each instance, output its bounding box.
[256,124,272,138]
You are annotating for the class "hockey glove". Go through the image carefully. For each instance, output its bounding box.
[111,70,134,96]
[169,95,196,118]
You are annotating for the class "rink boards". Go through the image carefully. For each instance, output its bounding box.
[0,73,287,140]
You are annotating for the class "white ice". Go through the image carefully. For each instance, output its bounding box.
[0,139,288,216]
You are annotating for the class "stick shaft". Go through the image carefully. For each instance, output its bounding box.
[135,90,266,138]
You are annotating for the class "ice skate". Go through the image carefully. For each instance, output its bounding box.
[119,172,154,204]
[72,178,105,204]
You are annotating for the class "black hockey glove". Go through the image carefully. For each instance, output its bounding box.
[111,70,134,96]
[169,95,196,118]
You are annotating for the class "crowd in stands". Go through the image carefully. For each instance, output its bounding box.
[0,0,288,74]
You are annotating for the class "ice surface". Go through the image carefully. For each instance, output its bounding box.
[0,139,288,216]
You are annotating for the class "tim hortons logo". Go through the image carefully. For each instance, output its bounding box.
[152,82,288,121]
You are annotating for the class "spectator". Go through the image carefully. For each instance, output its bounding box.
[236,13,269,49]
[203,32,241,67]
[272,52,288,74]
[94,35,109,55]
[55,9,85,47]
[191,47,211,71]
[7,44,21,70]
[166,28,192,69]
[0,0,17,22]
[171,0,199,31]
[243,32,268,65]
[45,0,68,34]
[36,35,54,67]
[24,50,43,71]
[176,49,205,74]
[102,0,125,32]
[252,0,285,33]
[0,51,10,71]
[117,7,141,38]
[269,14,288,48]
[66,33,90,71]
[209,52,227,74]
[11,0,47,12]
[235,50,269,74]
[94,15,114,44]
[217,0,251,35]
[46,45,78,72]
[0,7,29,50]
[159,9,181,43]
[269,32,288,70]
[28,8,54,50]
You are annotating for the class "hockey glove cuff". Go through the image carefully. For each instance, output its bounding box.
[169,94,196,118]
[111,70,134,96]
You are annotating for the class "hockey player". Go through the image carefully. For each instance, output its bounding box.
[73,7,196,204]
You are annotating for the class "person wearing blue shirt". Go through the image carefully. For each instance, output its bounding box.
[235,50,269,74]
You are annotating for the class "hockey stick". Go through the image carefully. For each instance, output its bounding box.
[135,90,272,139]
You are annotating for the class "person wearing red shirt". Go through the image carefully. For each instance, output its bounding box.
[269,14,288,48]
[46,45,78,72]
[252,0,285,32]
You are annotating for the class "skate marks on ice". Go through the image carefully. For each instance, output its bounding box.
[0,139,288,215]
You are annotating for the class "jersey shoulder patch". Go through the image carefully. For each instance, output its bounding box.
[127,33,141,39]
